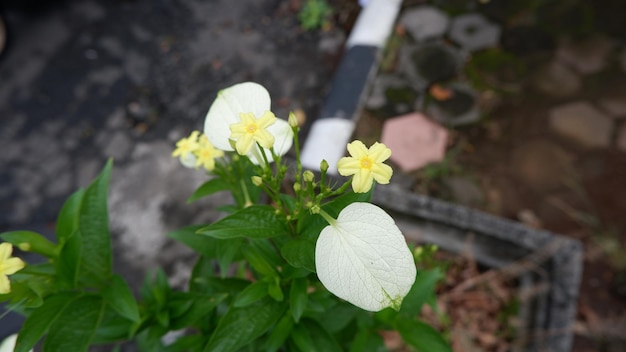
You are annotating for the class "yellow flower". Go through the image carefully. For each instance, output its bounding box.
[172,131,200,168]
[229,111,277,155]
[204,82,293,164]
[195,135,224,171]
[0,242,26,294]
[337,141,393,193]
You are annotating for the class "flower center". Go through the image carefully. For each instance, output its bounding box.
[246,123,258,134]
[360,157,373,169]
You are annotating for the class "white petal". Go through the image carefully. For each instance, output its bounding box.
[204,82,271,151]
[179,152,197,168]
[315,202,416,312]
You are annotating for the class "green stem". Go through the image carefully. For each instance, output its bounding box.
[240,179,253,207]
[318,208,337,227]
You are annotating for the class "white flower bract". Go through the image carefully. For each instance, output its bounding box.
[315,202,416,312]
[204,82,293,164]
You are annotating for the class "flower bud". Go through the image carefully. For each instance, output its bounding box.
[309,204,321,214]
[18,242,31,252]
[288,111,299,128]
[293,183,302,192]
[303,170,314,183]
[251,176,263,187]
[320,159,329,173]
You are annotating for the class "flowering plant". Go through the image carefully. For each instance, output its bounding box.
[0,82,450,351]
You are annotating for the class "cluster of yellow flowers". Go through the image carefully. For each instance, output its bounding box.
[176,82,393,194]
[171,131,224,171]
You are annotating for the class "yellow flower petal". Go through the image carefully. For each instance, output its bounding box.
[0,242,25,295]
[204,82,293,164]
[0,242,11,261]
[337,141,393,193]
[229,111,276,155]
[0,275,10,294]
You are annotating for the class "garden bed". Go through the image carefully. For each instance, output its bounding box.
[372,185,583,351]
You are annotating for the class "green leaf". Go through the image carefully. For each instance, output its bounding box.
[197,205,288,239]
[302,318,342,352]
[77,160,114,286]
[0,231,57,257]
[317,302,359,333]
[280,239,316,272]
[289,278,308,323]
[234,281,269,307]
[263,313,293,352]
[15,292,80,352]
[169,292,226,330]
[216,238,243,276]
[396,318,452,352]
[241,244,277,276]
[289,319,343,352]
[55,189,85,242]
[167,225,217,258]
[289,323,315,352]
[267,278,284,302]
[187,178,231,203]
[43,295,105,352]
[163,334,205,352]
[203,299,285,352]
[141,270,171,308]
[56,230,81,289]
[193,277,250,297]
[349,329,385,352]
[102,275,141,323]
[400,268,443,317]
[92,306,137,344]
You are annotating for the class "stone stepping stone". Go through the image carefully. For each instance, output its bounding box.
[530,60,581,98]
[425,82,480,126]
[598,98,626,119]
[381,112,448,172]
[549,101,613,148]
[449,13,501,52]
[399,41,465,85]
[399,5,450,42]
[556,35,614,75]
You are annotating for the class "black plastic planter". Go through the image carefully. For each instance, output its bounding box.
[372,184,583,352]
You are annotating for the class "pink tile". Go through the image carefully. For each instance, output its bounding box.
[381,112,448,172]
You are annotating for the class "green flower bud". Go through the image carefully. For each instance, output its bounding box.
[18,242,31,252]
[320,159,329,173]
[303,170,314,183]
[293,183,302,192]
[251,176,263,187]
[288,111,299,128]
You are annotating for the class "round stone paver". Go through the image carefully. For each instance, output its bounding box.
[399,5,450,43]
[549,101,613,148]
[448,13,501,52]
